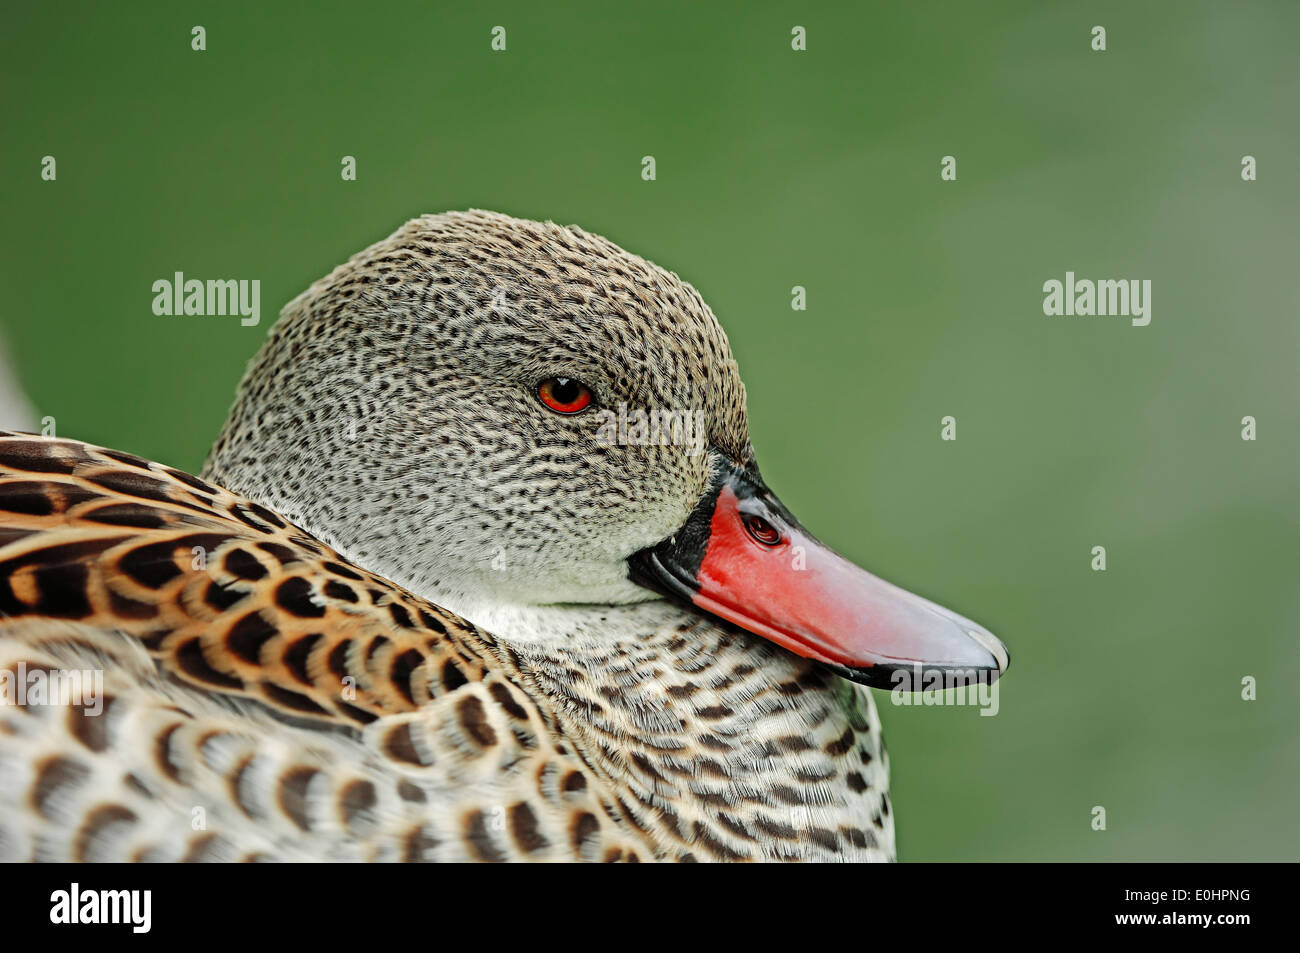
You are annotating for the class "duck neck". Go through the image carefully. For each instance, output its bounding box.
[466,598,896,861]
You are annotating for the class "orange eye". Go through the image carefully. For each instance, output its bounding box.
[537,377,593,414]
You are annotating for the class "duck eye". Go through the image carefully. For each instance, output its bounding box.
[537,377,593,414]
[742,513,782,546]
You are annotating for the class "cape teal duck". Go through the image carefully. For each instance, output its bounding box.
[0,211,1007,862]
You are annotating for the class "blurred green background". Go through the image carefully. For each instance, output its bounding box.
[2,1,1297,861]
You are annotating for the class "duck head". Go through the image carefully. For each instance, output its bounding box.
[205,210,1007,689]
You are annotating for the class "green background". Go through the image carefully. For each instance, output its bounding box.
[3,1,1297,861]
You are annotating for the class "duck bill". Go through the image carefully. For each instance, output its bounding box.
[629,462,1008,690]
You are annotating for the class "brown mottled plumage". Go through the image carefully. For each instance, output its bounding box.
[0,211,908,862]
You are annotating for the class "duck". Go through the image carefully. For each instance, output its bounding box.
[0,210,1007,862]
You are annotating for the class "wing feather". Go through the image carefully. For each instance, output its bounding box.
[0,432,651,862]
